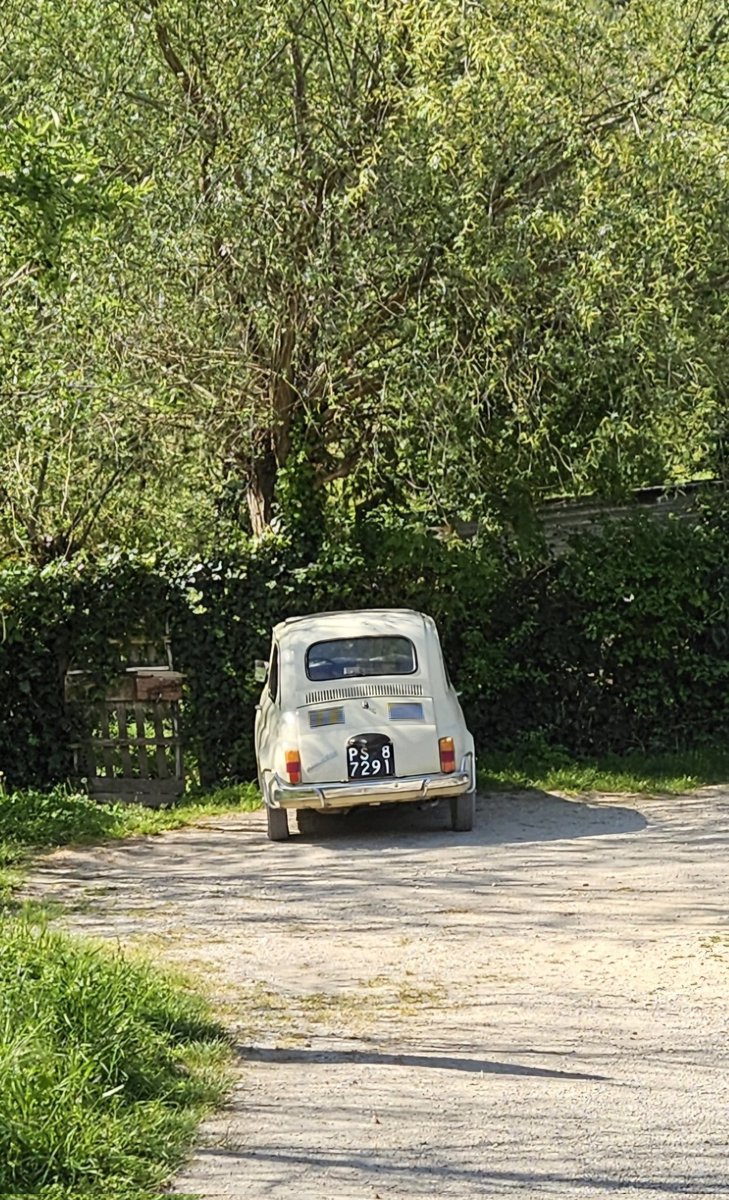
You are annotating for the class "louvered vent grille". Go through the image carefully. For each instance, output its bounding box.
[306,682,424,705]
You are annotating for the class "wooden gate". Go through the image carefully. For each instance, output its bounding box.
[66,635,185,806]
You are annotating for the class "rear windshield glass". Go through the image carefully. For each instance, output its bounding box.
[306,636,417,681]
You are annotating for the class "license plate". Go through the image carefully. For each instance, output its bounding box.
[347,735,395,779]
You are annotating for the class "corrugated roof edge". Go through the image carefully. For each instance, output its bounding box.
[443,479,725,548]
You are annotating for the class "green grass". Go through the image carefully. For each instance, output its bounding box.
[0,918,230,1200]
[0,782,260,903]
[0,786,255,1195]
[478,745,729,796]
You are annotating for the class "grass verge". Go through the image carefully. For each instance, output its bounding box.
[0,785,251,1195]
[478,745,729,795]
[0,918,230,1200]
[0,782,260,903]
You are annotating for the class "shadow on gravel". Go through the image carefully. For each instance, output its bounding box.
[294,788,648,845]
[188,1147,729,1196]
[239,1044,609,1081]
[24,790,657,937]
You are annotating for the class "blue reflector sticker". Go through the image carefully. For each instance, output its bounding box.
[309,707,345,728]
[388,702,425,721]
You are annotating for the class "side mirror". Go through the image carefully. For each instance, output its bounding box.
[254,659,269,684]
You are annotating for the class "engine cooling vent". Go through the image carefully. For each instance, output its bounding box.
[306,682,425,705]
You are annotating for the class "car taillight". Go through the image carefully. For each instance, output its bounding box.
[285,750,302,784]
[439,736,456,774]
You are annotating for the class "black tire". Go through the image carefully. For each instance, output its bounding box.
[266,806,290,841]
[450,792,475,832]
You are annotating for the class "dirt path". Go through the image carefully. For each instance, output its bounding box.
[25,789,729,1199]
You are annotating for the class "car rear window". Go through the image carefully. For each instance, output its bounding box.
[306,636,417,681]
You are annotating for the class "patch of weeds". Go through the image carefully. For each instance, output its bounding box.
[396,982,446,1015]
[356,976,449,1018]
[700,934,729,960]
[297,990,366,1021]
[223,982,300,1044]
[242,982,293,1015]
[360,974,392,989]
[10,897,67,923]
[0,839,25,905]
[359,976,446,1010]
[235,982,377,1037]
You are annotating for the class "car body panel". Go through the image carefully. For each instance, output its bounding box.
[296,695,440,782]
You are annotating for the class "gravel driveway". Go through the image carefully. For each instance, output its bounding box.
[26,788,729,1199]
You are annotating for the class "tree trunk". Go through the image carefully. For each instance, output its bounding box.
[245,363,299,535]
[246,442,278,536]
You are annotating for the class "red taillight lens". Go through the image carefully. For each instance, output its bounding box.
[285,750,302,785]
[439,736,456,774]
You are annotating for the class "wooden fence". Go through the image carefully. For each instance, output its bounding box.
[66,636,185,806]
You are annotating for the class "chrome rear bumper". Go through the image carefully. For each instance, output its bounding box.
[266,754,474,811]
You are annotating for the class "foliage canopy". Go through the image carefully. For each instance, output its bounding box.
[0,1,727,556]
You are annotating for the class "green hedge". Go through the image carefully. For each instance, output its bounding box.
[2,512,729,791]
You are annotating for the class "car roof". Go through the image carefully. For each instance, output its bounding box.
[272,608,431,643]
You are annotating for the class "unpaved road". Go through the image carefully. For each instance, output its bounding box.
[26,789,729,1199]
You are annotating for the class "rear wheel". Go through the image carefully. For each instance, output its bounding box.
[450,792,475,832]
[266,806,290,841]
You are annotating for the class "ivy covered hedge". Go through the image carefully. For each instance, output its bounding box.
[2,512,729,791]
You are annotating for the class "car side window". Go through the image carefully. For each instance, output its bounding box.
[268,644,279,703]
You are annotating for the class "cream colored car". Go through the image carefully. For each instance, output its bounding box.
[254,608,476,841]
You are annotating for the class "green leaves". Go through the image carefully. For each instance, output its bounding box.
[1,0,728,553]
[0,110,137,280]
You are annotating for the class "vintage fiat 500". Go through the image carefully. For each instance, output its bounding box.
[254,608,476,840]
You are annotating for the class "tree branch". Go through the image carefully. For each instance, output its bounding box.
[313,450,359,488]
[147,0,219,147]
[0,262,37,295]
[343,241,449,359]
[290,37,313,173]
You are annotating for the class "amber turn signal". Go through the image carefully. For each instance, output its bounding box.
[285,750,302,784]
[439,736,456,774]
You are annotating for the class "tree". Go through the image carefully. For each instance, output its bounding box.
[1,0,728,551]
[0,98,224,561]
[0,110,138,562]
